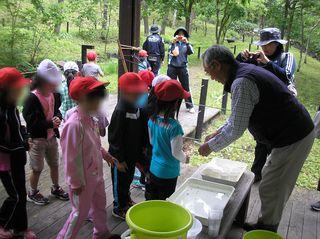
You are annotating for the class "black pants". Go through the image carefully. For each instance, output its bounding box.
[0,151,27,231]
[111,162,135,210]
[167,65,193,109]
[149,60,161,76]
[145,173,177,200]
[251,142,272,177]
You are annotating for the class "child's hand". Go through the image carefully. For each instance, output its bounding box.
[103,152,118,167]
[72,186,84,195]
[52,116,61,128]
[28,138,33,150]
[117,162,128,172]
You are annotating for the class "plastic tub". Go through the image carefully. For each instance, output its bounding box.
[125,200,193,239]
[243,230,284,239]
[187,218,202,239]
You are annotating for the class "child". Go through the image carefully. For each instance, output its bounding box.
[82,51,104,79]
[108,72,149,219]
[146,80,189,200]
[57,76,120,239]
[0,67,37,239]
[23,59,69,205]
[138,69,154,89]
[137,50,151,72]
[60,61,79,118]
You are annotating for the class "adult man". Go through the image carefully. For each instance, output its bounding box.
[236,28,297,182]
[198,45,314,232]
[142,24,165,76]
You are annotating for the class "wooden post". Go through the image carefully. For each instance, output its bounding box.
[195,79,209,140]
[81,45,94,65]
[221,89,228,114]
[118,0,141,77]
[197,46,201,59]
[317,179,320,191]
[248,43,252,52]
[66,22,69,33]
[233,45,237,55]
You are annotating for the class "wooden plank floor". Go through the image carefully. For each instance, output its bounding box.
[0,162,319,239]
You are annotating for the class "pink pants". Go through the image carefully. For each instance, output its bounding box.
[57,176,109,239]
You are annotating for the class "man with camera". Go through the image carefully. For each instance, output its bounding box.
[236,28,297,182]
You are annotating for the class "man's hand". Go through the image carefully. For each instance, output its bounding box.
[103,152,118,167]
[117,161,128,173]
[256,50,270,64]
[198,143,212,157]
[204,130,219,143]
[241,49,252,60]
[52,116,61,129]
[72,186,84,195]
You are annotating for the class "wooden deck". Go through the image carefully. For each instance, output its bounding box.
[0,163,319,239]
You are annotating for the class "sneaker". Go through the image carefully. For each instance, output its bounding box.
[51,186,69,201]
[112,208,126,220]
[311,201,320,211]
[27,190,50,205]
[188,107,195,114]
[0,226,13,238]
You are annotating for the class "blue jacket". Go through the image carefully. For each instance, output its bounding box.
[168,42,194,68]
[143,34,165,61]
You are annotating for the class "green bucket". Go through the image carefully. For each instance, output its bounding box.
[243,230,284,239]
[125,200,193,239]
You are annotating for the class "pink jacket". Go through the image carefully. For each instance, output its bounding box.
[60,107,106,189]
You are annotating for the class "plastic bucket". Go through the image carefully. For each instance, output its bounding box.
[125,200,193,239]
[243,230,284,239]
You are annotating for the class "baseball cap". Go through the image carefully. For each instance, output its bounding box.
[119,72,148,94]
[154,80,190,101]
[151,74,170,87]
[87,51,97,61]
[138,70,155,87]
[37,59,63,85]
[138,50,148,57]
[69,76,109,101]
[0,67,30,89]
[63,61,79,72]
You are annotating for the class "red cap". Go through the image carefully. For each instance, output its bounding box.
[87,51,97,61]
[138,50,148,57]
[0,67,30,89]
[154,79,191,101]
[138,70,155,87]
[119,72,148,93]
[69,76,108,101]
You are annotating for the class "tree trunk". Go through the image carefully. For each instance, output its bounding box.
[304,19,320,64]
[285,1,297,52]
[297,5,303,72]
[102,0,108,30]
[281,0,290,38]
[204,21,207,36]
[185,0,194,33]
[142,0,149,35]
[172,9,177,27]
[54,0,64,34]
[161,15,168,35]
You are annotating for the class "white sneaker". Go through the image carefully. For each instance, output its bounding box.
[188,108,195,114]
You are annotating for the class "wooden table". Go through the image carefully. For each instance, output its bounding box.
[193,170,255,239]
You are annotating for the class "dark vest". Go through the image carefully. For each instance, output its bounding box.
[225,63,314,148]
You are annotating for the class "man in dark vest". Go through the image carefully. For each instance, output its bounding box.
[142,24,165,76]
[198,45,315,232]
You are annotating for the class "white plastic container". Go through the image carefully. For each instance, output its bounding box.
[187,218,202,239]
[208,209,223,237]
[168,178,234,226]
[200,158,247,186]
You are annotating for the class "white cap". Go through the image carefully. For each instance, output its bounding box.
[63,61,79,72]
[37,59,63,85]
[151,74,171,87]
